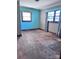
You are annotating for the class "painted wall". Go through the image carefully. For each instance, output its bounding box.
[40,3,61,33]
[49,23,59,33]
[40,10,46,30]
[20,7,40,30]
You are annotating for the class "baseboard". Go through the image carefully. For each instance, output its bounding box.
[21,28,59,37]
[39,28,61,38]
[17,34,22,37]
[21,28,40,31]
[39,28,45,31]
[49,32,61,38]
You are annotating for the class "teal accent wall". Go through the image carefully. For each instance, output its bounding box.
[20,7,40,30]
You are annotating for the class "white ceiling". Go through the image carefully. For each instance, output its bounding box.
[20,0,61,9]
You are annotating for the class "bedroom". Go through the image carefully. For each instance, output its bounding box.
[17,0,61,59]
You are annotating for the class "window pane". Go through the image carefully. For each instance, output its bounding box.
[55,13,60,16]
[22,12,31,21]
[23,12,30,17]
[48,11,54,21]
[56,10,60,14]
[23,16,31,21]
[48,19,53,21]
[55,16,59,21]
[48,16,54,21]
[48,12,54,16]
[48,16,53,19]
[55,10,60,16]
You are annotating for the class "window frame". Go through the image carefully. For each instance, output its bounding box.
[47,10,61,23]
[22,11,32,22]
[54,10,61,23]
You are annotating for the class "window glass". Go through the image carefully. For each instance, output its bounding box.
[55,16,60,21]
[55,10,60,16]
[22,12,31,21]
[48,12,54,21]
[48,12,54,16]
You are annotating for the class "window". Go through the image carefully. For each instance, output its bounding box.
[55,10,60,22]
[22,12,32,22]
[48,11,54,21]
[47,10,60,23]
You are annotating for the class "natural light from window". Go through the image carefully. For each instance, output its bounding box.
[22,12,31,21]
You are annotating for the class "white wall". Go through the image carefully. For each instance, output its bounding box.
[40,10,46,30]
[49,23,59,33]
[40,2,60,33]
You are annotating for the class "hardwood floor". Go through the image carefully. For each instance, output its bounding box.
[17,30,61,59]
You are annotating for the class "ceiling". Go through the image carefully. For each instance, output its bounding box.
[20,0,61,9]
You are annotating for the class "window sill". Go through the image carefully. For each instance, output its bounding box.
[22,20,32,22]
[48,21,59,23]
